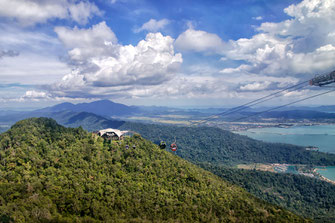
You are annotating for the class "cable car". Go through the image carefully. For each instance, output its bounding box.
[159,141,166,149]
[125,145,129,149]
[309,70,335,86]
[133,144,136,149]
[170,143,177,152]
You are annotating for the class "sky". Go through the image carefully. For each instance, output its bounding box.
[0,0,335,109]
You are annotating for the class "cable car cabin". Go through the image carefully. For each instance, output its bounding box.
[309,70,335,86]
[170,143,177,152]
[159,141,167,149]
[97,128,129,141]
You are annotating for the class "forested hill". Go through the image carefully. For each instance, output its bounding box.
[0,118,306,222]
[120,122,335,166]
[199,164,335,222]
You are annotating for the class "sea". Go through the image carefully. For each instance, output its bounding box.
[235,124,335,182]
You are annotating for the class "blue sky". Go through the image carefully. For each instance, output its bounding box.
[0,0,334,109]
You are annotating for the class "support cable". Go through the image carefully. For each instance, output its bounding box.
[231,89,335,122]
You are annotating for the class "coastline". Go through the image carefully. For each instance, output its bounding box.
[238,163,335,185]
[313,168,335,185]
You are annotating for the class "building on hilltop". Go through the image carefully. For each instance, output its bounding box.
[97,128,129,140]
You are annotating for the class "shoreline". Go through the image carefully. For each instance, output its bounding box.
[238,163,335,185]
[313,168,335,185]
[231,122,335,132]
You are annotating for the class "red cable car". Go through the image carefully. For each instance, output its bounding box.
[170,143,177,152]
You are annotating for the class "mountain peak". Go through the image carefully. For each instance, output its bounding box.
[36,100,138,117]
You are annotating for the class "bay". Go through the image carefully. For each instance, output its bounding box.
[236,125,335,182]
[235,124,335,154]
[315,166,335,182]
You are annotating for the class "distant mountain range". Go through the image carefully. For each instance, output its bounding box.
[0,110,125,132]
[1,99,335,133]
[36,99,139,117]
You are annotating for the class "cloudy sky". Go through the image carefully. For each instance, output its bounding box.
[0,0,335,109]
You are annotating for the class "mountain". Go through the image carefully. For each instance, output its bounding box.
[0,118,306,222]
[36,100,139,117]
[0,110,125,133]
[47,111,125,131]
[315,105,335,112]
[120,122,335,166]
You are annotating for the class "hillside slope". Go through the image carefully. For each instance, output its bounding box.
[120,122,335,166]
[0,118,306,222]
[48,111,125,131]
[199,164,335,222]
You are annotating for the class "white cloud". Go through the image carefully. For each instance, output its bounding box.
[0,25,71,86]
[121,73,298,100]
[0,0,101,26]
[252,16,263,21]
[68,1,102,25]
[134,19,170,33]
[55,21,117,64]
[221,0,335,77]
[0,52,71,84]
[21,90,51,101]
[36,16,305,101]
[175,28,226,53]
[47,22,183,99]
[239,81,271,91]
[55,21,117,48]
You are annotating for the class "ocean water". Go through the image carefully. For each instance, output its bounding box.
[316,166,335,182]
[236,124,335,154]
[274,165,299,174]
[236,125,335,181]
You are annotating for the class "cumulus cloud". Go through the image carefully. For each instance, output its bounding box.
[175,28,226,53]
[0,0,101,26]
[38,18,304,101]
[47,22,183,99]
[221,0,335,77]
[55,21,118,65]
[21,90,51,101]
[134,19,170,33]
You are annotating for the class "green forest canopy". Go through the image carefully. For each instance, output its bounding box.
[0,118,308,222]
[120,122,335,166]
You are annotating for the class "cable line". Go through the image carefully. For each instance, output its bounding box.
[231,88,335,122]
[192,70,335,126]
[192,80,309,125]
